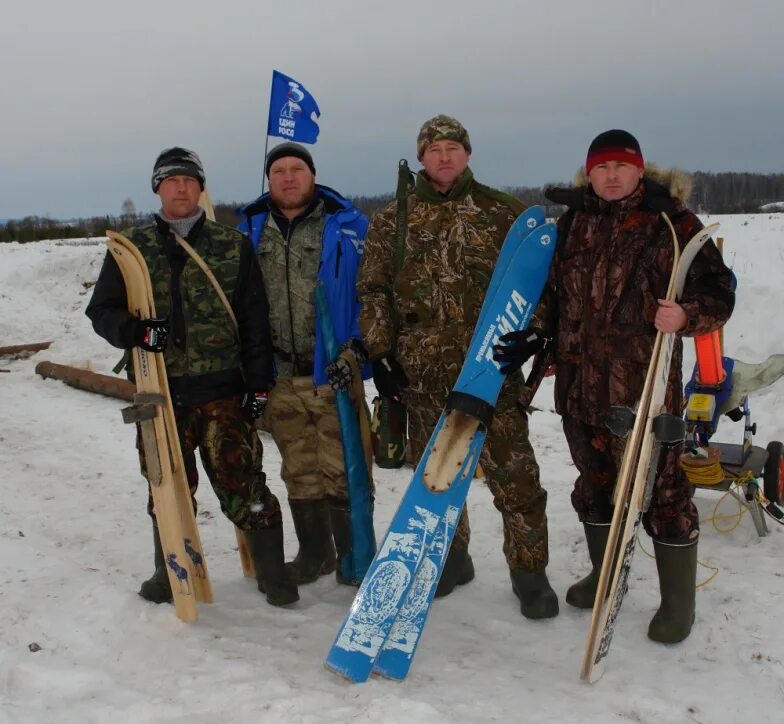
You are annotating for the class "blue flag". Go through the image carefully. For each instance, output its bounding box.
[266,70,321,144]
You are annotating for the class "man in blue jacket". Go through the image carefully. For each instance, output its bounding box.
[238,142,371,585]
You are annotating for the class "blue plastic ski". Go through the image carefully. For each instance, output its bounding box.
[315,284,376,583]
[325,209,557,682]
[373,213,552,680]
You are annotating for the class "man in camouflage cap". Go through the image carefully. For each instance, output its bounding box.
[356,115,558,619]
[86,146,298,608]
[415,114,472,160]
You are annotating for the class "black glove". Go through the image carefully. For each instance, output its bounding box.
[372,356,409,398]
[242,390,269,419]
[492,330,548,375]
[325,339,368,392]
[134,318,169,353]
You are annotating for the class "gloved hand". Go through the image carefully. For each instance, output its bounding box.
[326,339,368,392]
[134,318,169,353]
[492,330,548,375]
[372,356,409,399]
[242,391,269,419]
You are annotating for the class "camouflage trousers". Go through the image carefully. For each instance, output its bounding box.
[266,376,372,503]
[405,391,549,571]
[138,396,282,531]
[562,416,699,543]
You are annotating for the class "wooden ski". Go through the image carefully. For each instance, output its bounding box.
[107,230,214,621]
[581,220,720,681]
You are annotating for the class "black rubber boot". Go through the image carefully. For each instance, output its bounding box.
[139,524,173,604]
[246,525,299,606]
[434,545,475,598]
[648,539,698,644]
[510,568,559,619]
[328,500,358,586]
[566,523,611,609]
[285,499,337,584]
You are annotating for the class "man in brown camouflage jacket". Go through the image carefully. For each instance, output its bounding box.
[503,129,734,643]
[356,115,558,619]
[87,147,298,608]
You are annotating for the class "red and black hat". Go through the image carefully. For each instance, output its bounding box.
[585,129,644,174]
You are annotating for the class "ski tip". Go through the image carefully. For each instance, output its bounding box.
[324,658,370,684]
[372,666,404,682]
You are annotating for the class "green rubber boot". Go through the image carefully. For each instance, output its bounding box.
[285,499,336,584]
[566,523,611,609]
[247,525,299,606]
[648,538,698,644]
[138,523,173,604]
[510,568,559,619]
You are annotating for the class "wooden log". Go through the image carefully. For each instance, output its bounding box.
[35,361,135,401]
[0,341,53,358]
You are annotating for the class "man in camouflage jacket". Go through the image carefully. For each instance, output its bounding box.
[526,130,733,643]
[237,143,371,587]
[356,115,558,619]
[86,147,298,607]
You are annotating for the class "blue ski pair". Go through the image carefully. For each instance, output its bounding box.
[326,207,556,682]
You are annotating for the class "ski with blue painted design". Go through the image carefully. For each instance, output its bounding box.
[370,206,547,680]
[325,208,556,682]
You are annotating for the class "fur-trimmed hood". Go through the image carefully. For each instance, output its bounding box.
[546,164,693,213]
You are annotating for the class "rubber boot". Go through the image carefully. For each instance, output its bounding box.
[285,499,337,584]
[648,538,698,644]
[434,545,475,598]
[246,525,299,606]
[328,500,358,586]
[510,568,559,619]
[566,523,611,609]
[138,523,173,604]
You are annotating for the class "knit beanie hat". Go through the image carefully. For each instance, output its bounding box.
[151,147,206,192]
[265,142,316,177]
[585,130,644,174]
[416,115,472,160]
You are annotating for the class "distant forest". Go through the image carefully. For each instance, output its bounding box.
[2,171,783,243]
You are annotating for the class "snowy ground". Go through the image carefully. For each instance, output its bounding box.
[1,214,783,724]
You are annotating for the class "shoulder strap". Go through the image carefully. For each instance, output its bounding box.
[173,231,239,334]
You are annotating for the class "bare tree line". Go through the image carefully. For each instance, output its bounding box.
[2,172,783,243]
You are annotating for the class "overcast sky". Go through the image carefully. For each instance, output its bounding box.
[1,0,782,219]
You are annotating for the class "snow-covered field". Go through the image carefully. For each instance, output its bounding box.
[1,214,783,724]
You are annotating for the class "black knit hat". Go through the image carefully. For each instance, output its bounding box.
[151,147,206,192]
[586,130,644,174]
[265,142,316,177]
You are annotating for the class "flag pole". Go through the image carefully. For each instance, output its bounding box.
[261,133,270,196]
[261,69,275,196]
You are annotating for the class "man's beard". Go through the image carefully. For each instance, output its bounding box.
[271,180,315,211]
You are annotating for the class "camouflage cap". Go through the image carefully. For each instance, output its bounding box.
[416,115,472,159]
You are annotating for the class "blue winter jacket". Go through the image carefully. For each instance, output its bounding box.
[237,184,371,386]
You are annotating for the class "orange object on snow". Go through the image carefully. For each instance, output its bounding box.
[694,330,725,385]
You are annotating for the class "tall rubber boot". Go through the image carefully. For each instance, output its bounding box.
[285,499,337,584]
[566,522,611,609]
[139,523,173,604]
[328,500,357,586]
[434,545,475,598]
[246,525,299,606]
[510,568,559,619]
[648,538,698,644]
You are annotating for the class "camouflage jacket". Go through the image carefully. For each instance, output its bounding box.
[357,168,527,398]
[540,167,735,426]
[237,185,370,384]
[86,214,274,406]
